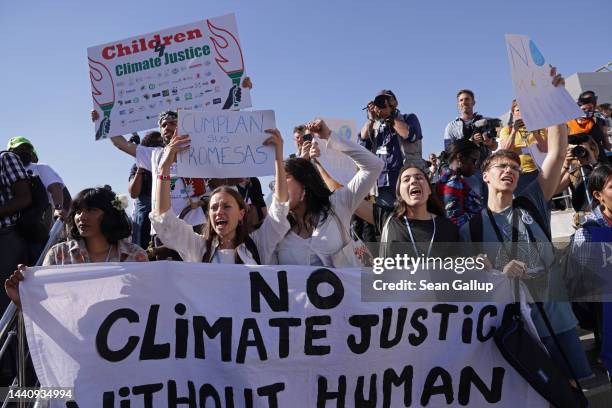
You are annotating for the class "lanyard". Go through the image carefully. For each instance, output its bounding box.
[486,207,519,261]
[403,216,436,258]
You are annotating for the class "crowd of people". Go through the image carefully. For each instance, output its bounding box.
[1,67,612,396]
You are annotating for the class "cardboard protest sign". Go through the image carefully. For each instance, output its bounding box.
[22,262,547,407]
[88,13,251,140]
[314,118,358,186]
[176,110,276,178]
[505,34,582,131]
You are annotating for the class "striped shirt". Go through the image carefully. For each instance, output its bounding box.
[0,151,28,229]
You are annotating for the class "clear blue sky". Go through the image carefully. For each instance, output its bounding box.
[1,0,610,197]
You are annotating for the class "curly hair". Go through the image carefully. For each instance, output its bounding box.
[68,187,131,244]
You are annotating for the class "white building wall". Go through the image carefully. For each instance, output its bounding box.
[565,72,612,103]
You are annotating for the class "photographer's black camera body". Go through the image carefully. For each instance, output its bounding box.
[462,117,502,142]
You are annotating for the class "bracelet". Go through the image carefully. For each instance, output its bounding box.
[157,175,171,181]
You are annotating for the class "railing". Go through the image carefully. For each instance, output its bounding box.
[0,220,64,407]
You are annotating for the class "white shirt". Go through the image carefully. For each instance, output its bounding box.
[272,134,383,267]
[211,249,236,264]
[136,145,205,233]
[149,197,290,265]
[25,163,64,206]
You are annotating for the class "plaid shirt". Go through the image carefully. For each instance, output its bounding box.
[0,151,28,229]
[436,167,482,227]
[43,239,148,265]
[571,207,612,270]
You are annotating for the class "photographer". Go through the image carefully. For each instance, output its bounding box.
[556,133,600,212]
[359,90,424,207]
[444,89,498,198]
[567,90,610,163]
[499,99,548,194]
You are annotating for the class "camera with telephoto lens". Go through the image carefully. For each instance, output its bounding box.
[571,145,588,159]
[464,117,502,141]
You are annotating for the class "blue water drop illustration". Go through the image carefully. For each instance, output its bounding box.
[529,40,545,66]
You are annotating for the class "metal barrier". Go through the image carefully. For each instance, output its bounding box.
[0,219,64,407]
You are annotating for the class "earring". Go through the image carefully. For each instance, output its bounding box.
[300,190,306,201]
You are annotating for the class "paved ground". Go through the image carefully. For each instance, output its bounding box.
[580,330,612,407]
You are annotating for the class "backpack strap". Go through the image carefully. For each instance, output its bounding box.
[467,211,484,254]
[513,195,551,241]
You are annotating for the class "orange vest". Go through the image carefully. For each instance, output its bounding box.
[567,118,595,136]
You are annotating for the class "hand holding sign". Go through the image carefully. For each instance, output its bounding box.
[505,34,581,131]
[160,132,191,174]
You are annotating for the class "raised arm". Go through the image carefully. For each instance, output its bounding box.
[354,199,374,225]
[91,109,137,156]
[306,119,383,212]
[537,68,569,201]
[305,140,344,192]
[539,123,568,201]
[263,129,288,203]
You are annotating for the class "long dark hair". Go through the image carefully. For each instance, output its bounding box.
[394,165,445,218]
[68,187,132,244]
[589,164,612,209]
[284,157,332,232]
[201,186,260,264]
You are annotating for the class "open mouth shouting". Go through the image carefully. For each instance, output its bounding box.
[214,217,229,231]
[500,174,514,185]
[408,186,423,199]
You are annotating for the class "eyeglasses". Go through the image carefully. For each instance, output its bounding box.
[490,163,521,173]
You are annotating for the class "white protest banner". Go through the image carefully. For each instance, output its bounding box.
[88,13,251,140]
[22,262,546,407]
[314,118,358,186]
[505,34,582,132]
[176,110,276,178]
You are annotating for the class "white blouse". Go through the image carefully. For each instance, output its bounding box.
[272,134,383,267]
[150,197,290,265]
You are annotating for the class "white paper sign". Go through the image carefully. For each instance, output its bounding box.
[505,34,582,131]
[176,110,276,177]
[88,13,251,140]
[22,262,546,407]
[314,118,358,186]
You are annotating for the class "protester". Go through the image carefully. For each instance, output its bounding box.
[459,69,592,381]
[149,129,288,264]
[5,186,148,308]
[0,150,31,311]
[355,165,459,259]
[566,164,612,381]
[274,118,382,266]
[498,100,548,193]
[359,90,424,207]
[7,137,73,266]
[128,131,163,249]
[435,139,483,227]
[443,89,498,198]
[7,137,71,219]
[92,109,207,260]
[567,90,610,163]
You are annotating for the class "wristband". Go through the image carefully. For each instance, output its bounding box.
[157,175,171,181]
